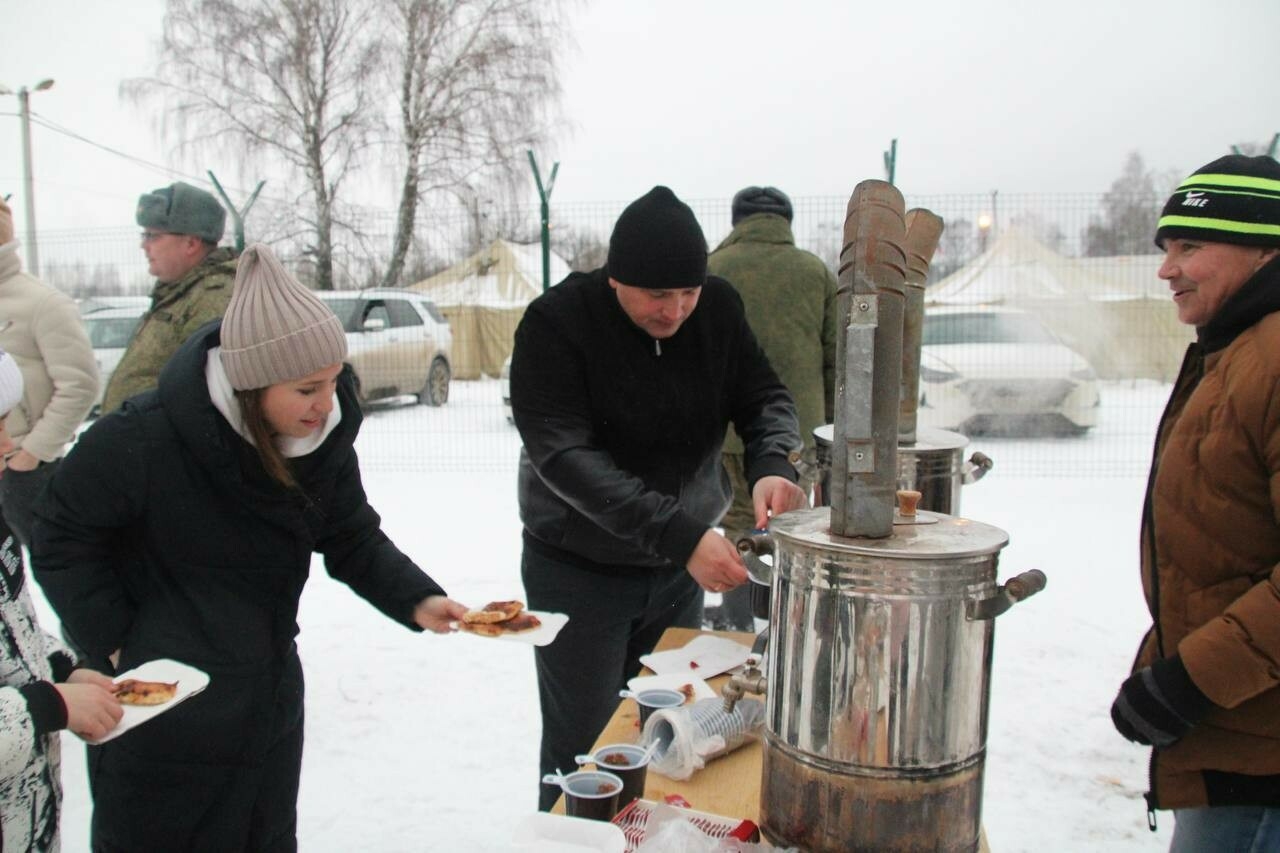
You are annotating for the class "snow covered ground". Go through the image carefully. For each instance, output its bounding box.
[31,379,1176,851]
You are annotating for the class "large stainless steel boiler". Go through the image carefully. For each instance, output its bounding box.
[729,182,1044,852]
[814,423,992,516]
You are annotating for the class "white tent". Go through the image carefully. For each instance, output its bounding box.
[927,229,1191,381]
[408,239,570,379]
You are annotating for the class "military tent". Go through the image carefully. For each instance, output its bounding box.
[926,229,1190,381]
[408,239,570,379]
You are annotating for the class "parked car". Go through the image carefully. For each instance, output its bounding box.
[917,306,1099,436]
[317,289,452,407]
[81,303,148,414]
[78,295,151,316]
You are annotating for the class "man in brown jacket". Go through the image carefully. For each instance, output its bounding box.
[1110,154,1280,849]
[0,198,98,547]
[101,182,237,413]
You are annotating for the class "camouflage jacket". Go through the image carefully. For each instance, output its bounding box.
[102,247,237,413]
[709,214,837,455]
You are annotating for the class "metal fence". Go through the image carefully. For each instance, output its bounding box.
[46,191,1178,478]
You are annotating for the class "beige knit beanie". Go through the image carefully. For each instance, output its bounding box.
[0,197,14,246]
[220,244,347,390]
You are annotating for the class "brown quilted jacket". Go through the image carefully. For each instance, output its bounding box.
[1136,256,1280,810]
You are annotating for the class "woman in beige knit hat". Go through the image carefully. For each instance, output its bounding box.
[30,245,469,850]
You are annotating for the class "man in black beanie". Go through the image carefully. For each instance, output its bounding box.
[1110,154,1280,849]
[510,186,806,810]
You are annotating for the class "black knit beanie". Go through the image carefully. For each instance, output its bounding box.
[1155,154,1280,249]
[606,186,707,289]
[731,186,793,225]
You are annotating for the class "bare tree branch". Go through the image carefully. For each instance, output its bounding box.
[124,0,381,289]
[380,0,568,287]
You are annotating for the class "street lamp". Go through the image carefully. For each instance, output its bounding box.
[977,213,992,253]
[0,78,54,276]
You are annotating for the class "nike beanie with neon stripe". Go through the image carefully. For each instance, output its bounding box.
[1155,154,1280,250]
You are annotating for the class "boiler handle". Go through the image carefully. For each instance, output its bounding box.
[966,569,1047,621]
[962,451,993,485]
[1004,569,1047,601]
[736,533,775,558]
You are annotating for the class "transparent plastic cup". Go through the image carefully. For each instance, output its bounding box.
[627,688,686,729]
[576,742,650,807]
[542,769,624,821]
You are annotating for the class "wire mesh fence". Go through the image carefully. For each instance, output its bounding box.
[49,191,1178,478]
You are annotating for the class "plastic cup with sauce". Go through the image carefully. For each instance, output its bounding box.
[575,743,649,808]
[541,769,623,821]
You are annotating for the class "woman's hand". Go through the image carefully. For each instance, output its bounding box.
[413,595,469,634]
[57,669,123,741]
[1,449,38,473]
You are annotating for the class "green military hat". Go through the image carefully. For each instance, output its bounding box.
[136,182,226,243]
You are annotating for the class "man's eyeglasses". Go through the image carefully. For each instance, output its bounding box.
[139,231,178,243]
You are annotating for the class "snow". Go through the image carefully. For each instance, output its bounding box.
[30,379,1174,851]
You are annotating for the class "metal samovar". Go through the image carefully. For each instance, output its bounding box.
[727,181,1044,852]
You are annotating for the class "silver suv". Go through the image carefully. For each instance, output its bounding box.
[318,289,452,406]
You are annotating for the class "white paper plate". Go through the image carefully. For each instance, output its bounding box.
[626,673,715,702]
[509,812,626,852]
[638,634,752,678]
[453,610,568,647]
[87,658,210,745]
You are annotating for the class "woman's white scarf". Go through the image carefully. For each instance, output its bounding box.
[205,347,341,458]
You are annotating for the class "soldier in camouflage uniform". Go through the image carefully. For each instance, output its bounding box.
[101,182,237,413]
[708,186,837,630]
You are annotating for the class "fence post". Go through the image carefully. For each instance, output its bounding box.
[527,151,559,293]
[208,171,266,253]
[883,138,898,185]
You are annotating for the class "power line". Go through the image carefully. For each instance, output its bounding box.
[26,111,259,196]
[13,109,397,218]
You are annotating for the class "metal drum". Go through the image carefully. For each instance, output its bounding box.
[813,423,992,515]
[758,506,1024,852]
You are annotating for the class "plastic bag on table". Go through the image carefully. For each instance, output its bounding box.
[641,697,765,781]
[633,803,797,852]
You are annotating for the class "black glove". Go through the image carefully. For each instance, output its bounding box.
[1111,655,1213,747]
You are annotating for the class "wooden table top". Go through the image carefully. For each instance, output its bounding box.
[553,625,989,851]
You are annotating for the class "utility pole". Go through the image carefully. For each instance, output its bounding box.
[0,78,54,275]
[527,150,559,293]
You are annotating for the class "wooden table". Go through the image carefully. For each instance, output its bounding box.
[554,626,990,851]
[552,626,762,820]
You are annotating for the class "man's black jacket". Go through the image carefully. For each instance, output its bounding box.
[511,269,800,571]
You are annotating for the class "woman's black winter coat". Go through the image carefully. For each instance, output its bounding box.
[31,322,445,849]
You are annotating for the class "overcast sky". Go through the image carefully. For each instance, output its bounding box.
[3,0,1278,233]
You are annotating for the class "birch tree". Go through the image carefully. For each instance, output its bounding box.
[126,0,379,289]
[380,0,565,287]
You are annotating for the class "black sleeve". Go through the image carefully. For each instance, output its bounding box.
[723,289,802,488]
[316,446,446,630]
[31,412,147,659]
[511,304,711,565]
[19,681,68,736]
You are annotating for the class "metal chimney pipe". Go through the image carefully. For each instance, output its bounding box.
[899,209,944,445]
[829,180,907,539]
